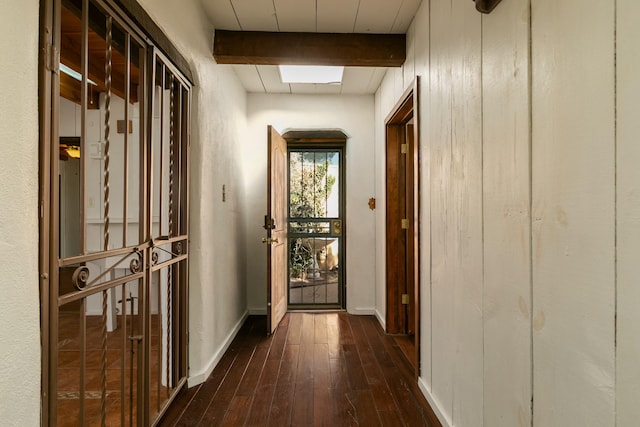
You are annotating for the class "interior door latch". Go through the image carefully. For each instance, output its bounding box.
[263,215,276,230]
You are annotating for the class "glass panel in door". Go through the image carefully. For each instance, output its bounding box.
[288,149,343,307]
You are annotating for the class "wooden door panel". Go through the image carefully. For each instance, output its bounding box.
[267,125,288,334]
[385,78,420,377]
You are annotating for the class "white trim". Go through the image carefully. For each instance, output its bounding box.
[418,377,452,427]
[187,310,249,387]
[248,307,267,315]
[374,309,386,330]
[347,307,376,316]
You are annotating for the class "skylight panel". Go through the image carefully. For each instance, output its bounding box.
[279,65,344,84]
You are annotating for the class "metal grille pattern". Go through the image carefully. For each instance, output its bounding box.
[41,0,192,425]
[287,149,344,308]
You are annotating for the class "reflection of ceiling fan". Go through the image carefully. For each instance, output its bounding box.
[60,137,81,160]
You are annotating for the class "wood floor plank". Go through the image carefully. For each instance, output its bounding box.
[313,385,334,426]
[349,315,385,386]
[174,348,237,426]
[361,316,395,369]
[314,313,328,344]
[342,344,369,391]
[352,389,382,426]
[268,381,294,426]
[326,313,341,359]
[244,384,276,426]
[278,312,291,328]
[291,382,314,425]
[286,313,303,345]
[197,346,254,425]
[329,357,349,390]
[337,312,354,345]
[332,390,358,427]
[370,382,399,412]
[277,344,299,386]
[378,409,405,427]
[394,335,416,369]
[313,343,330,390]
[259,358,281,387]
[373,330,433,426]
[159,383,201,427]
[162,313,441,427]
[235,347,269,397]
[300,313,315,344]
[296,341,314,386]
[267,315,289,361]
[229,316,260,350]
[313,342,333,426]
[221,395,251,426]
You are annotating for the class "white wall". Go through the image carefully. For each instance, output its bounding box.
[245,94,376,315]
[137,0,249,386]
[375,0,639,426]
[532,1,615,425]
[616,1,640,425]
[0,0,41,425]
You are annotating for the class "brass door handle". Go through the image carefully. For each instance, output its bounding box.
[262,237,279,244]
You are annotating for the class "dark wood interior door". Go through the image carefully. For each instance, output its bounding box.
[266,125,288,334]
[385,79,420,375]
[405,119,416,335]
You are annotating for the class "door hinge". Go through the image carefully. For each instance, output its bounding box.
[45,43,59,74]
[402,294,409,305]
[401,218,409,229]
[400,143,408,154]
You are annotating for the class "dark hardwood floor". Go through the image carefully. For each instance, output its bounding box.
[159,312,441,426]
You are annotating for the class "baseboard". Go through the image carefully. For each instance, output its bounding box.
[187,310,249,387]
[346,307,376,316]
[248,307,267,315]
[418,377,452,427]
[374,309,386,330]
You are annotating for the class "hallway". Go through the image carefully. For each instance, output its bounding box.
[160,313,440,426]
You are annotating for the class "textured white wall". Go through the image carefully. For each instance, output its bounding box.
[0,0,42,425]
[375,0,634,426]
[137,0,249,385]
[245,94,376,315]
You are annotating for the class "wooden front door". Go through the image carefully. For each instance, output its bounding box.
[265,126,288,334]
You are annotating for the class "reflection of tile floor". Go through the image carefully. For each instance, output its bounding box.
[56,313,169,426]
[289,270,340,304]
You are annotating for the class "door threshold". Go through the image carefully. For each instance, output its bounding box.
[393,334,417,371]
[287,308,346,313]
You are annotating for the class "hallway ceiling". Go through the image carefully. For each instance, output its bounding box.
[201,0,422,94]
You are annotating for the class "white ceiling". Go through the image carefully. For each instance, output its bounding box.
[200,0,422,94]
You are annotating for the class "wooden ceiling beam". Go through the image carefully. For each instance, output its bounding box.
[213,30,406,67]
